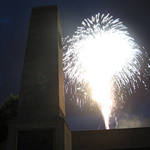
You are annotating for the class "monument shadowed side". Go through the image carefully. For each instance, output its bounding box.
[7,6,71,150]
[18,6,65,122]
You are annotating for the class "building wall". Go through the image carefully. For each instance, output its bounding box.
[0,140,7,150]
[64,122,72,150]
[1,127,150,150]
[72,127,150,150]
[18,6,65,123]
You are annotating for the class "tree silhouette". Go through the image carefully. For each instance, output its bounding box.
[0,94,19,142]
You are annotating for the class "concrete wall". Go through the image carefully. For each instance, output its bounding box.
[6,6,71,150]
[0,140,7,150]
[64,122,72,150]
[18,5,65,123]
[72,127,150,150]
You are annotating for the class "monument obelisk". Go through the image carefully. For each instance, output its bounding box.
[7,6,71,150]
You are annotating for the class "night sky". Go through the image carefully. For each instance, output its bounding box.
[0,0,150,130]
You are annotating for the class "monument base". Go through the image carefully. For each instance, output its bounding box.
[7,118,72,150]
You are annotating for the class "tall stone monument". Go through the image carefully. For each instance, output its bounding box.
[7,5,72,150]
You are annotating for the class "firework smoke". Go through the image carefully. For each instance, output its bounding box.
[63,13,150,129]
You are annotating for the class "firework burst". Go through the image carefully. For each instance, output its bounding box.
[63,13,150,129]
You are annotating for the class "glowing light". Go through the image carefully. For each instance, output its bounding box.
[63,13,150,129]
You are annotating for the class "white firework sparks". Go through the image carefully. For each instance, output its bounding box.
[63,13,150,129]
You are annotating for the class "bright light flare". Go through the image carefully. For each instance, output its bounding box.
[63,13,150,129]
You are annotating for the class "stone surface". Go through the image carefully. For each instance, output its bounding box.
[17,130,53,150]
[18,5,65,122]
[72,127,150,150]
[6,5,71,150]
[7,118,71,150]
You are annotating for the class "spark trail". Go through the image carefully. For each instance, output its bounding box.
[63,13,150,129]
